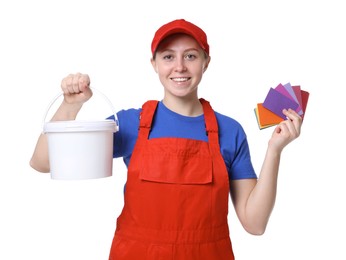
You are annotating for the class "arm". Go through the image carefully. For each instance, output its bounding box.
[230,108,302,235]
[29,73,92,173]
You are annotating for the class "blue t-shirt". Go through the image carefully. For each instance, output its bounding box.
[110,101,257,181]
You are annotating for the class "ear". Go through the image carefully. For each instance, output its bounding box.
[202,56,211,73]
[151,58,158,73]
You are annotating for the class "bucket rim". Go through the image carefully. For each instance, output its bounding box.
[43,119,117,133]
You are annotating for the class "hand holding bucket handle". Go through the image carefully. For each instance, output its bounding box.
[42,87,119,132]
[60,73,93,104]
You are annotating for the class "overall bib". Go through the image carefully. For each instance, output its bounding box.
[109,99,234,259]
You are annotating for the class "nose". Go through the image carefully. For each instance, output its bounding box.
[174,57,187,72]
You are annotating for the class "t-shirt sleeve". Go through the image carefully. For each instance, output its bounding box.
[217,114,257,180]
[229,134,257,180]
[107,108,140,160]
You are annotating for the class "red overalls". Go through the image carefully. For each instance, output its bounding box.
[109,99,234,259]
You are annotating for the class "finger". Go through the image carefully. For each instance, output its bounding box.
[283,109,302,135]
[61,74,74,94]
[67,74,76,94]
[278,117,299,142]
[280,119,296,138]
[61,77,67,94]
[72,73,82,93]
[78,74,90,91]
[283,108,300,121]
[275,121,288,136]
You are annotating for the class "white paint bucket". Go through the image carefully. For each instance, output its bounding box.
[43,89,119,180]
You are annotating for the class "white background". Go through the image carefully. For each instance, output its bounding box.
[1,0,345,259]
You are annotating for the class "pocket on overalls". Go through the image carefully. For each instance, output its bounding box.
[137,149,214,228]
[139,150,213,185]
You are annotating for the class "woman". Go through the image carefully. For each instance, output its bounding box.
[30,19,302,259]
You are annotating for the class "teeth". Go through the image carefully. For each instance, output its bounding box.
[172,77,189,82]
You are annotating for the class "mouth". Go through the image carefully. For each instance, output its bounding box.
[171,77,191,82]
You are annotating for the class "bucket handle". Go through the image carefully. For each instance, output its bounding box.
[42,87,119,131]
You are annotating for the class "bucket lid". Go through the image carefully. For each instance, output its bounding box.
[43,120,117,133]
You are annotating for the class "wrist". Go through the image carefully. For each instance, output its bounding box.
[51,100,83,121]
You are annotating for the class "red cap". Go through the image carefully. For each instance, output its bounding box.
[151,19,209,56]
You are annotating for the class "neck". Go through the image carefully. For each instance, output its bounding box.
[162,96,203,117]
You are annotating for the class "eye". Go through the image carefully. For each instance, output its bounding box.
[163,54,173,60]
[185,53,197,60]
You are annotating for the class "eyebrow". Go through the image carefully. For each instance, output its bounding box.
[159,47,200,53]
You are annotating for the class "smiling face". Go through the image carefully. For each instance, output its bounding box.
[151,33,210,103]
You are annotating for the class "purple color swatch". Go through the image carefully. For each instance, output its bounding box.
[263,88,299,119]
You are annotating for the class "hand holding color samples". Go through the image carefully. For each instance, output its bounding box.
[255,83,309,129]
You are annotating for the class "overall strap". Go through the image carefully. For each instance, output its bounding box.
[200,98,220,146]
[138,100,159,139]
